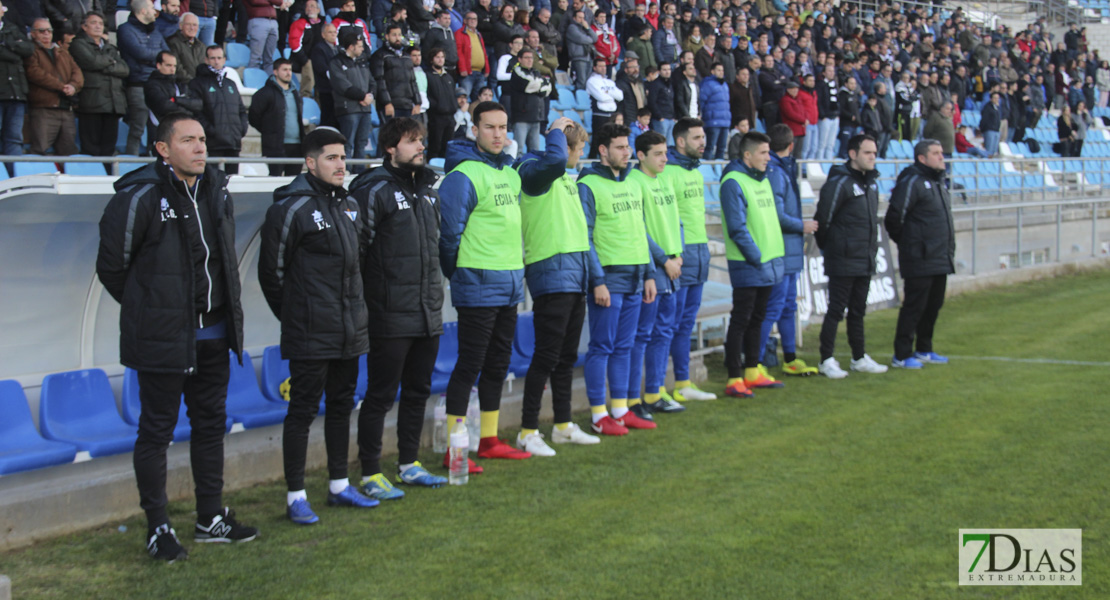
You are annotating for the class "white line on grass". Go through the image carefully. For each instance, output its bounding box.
[944,356,1110,367]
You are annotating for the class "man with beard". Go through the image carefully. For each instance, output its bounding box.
[370,22,420,122]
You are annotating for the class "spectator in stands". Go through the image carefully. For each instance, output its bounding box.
[456,12,491,99]
[145,51,201,133]
[70,11,128,157]
[730,65,758,130]
[525,30,556,79]
[653,14,679,67]
[531,8,559,51]
[837,76,860,159]
[439,0,464,33]
[411,47,429,127]
[370,23,420,122]
[154,0,180,39]
[627,24,656,72]
[190,0,219,46]
[288,0,324,95]
[726,116,750,160]
[97,111,258,562]
[423,10,458,74]
[249,58,304,176]
[259,127,380,526]
[385,5,414,47]
[615,54,646,128]
[885,139,955,370]
[166,12,204,85]
[406,0,436,37]
[0,0,32,169]
[758,53,785,126]
[118,0,169,155]
[24,18,83,156]
[44,0,100,38]
[814,134,887,380]
[506,47,550,155]
[586,57,623,158]
[452,87,472,139]
[779,80,810,161]
[565,9,596,91]
[473,0,496,38]
[330,29,376,169]
[627,106,650,150]
[333,0,372,45]
[310,22,339,127]
[760,124,819,376]
[188,45,248,173]
[693,31,718,79]
[923,100,955,158]
[955,126,990,158]
[700,62,730,161]
[1073,100,1093,157]
[648,62,676,145]
[494,35,522,108]
[674,61,700,121]
[980,91,1001,157]
[425,47,455,158]
[593,10,620,76]
[490,3,522,61]
[894,71,919,143]
[245,0,283,76]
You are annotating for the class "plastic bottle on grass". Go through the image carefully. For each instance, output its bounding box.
[432,395,448,453]
[466,388,480,452]
[448,418,469,486]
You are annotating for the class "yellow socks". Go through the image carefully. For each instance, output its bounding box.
[645,392,661,403]
[674,380,692,390]
[744,368,760,381]
[554,422,572,431]
[480,410,499,438]
[447,414,466,429]
[520,428,538,438]
[727,377,743,386]
[628,397,642,407]
[611,398,629,419]
[590,404,609,423]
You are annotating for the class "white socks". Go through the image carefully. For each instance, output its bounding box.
[329,478,349,494]
[287,490,307,506]
[398,463,415,474]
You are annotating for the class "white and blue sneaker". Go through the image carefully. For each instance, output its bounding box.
[362,473,405,500]
[397,462,447,488]
[914,352,949,364]
[326,486,380,508]
[287,498,320,525]
[891,356,925,369]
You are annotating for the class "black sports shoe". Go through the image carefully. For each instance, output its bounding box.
[629,403,655,421]
[147,524,188,563]
[194,508,258,543]
[647,398,686,413]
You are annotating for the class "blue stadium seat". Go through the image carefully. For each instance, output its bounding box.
[552,87,575,111]
[13,159,58,177]
[283,47,292,59]
[429,157,445,170]
[116,157,146,176]
[243,67,268,89]
[953,161,974,175]
[573,89,591,111]
[64,157,108,176]
[697,164,717,182]
[878,178,894,195]
[0,380,79,475]
[977,162,1000,175]
[122,368,234,441]
[225,350,289,428]
[226,42,251,68]
[547,108,561,126]
[302,97,321,125]
[582,110,593,133]
[509,312,535,377]
[1002,175,1022,190]
[1023,174,1046,188]
[887,143,906,159]
[260,345,325,414]
[431,321,458,394]
[0,167,7,181]
[39,369,137,458]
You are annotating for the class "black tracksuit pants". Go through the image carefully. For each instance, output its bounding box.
[283,357,358,491]
[894,274,948,360]
[522,293,586,430]
[820,275,870,361]
[134,336,229,528]
[445,306,517,418]
[725,285,773,378]
[357,335,439,476]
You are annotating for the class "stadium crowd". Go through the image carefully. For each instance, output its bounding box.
[2,0,1110,169]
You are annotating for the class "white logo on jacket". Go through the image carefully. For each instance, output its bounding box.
[312,209,331,230]
[160,198,178,221]
[394,190,411,210]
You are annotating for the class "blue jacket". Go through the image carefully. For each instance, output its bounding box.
[515,129,589,298]
[720,160,785,288]
[118,13,169,84]
[765,152,806,274]
[652,27,678,66]
[667,147,710,287]
[577,162,655,295]
[438,139,526,307]
[699,75,731,128]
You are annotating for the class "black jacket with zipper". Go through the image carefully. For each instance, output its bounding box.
[248,76,305,157]
[815,162,881,277]
[258,173,370,360]
[349,162,444,339]
[96,161,244,373]
[885,162,955,278]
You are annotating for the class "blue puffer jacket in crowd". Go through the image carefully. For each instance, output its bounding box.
[118,13,169,84]
[765,152,806,274]
[720,159,785,288]
[438,138,525,307]
[699,75,731,128]
[515,129,589,298]
[577,162,654,295]
[666,147,710,287]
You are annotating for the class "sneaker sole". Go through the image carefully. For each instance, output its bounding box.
[552,437,601,444]
[891,364,923,370]
[194,533,257,544]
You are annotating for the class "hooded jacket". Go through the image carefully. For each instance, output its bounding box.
[188,64,249,152]
[69,33,129,115]
[815,162,881,277]
[884,162,955,278]
[577,161,655,294]
[720,159,786,288]
[349,162,444,338]
[96,161,244,373]
[438,138,525,307]
[765,152,806,274]
[515,129,589,298]
[258,173,370,360]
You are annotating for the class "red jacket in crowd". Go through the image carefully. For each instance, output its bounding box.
[779,87,817,138]
[455,28,490,76]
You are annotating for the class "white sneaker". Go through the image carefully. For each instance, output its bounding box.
[818,357,849,379]
[850,354,889,374]
[673,385,717,401]
[550,423,601,445]
[516,431,556,457]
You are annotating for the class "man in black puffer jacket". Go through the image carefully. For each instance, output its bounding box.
[369,23,420,122]
[348,117,448,499]
[259,128,379,524]
[188,45,248,173]
[97,112,256,562]
[814,133,888,379]
[885,139,955,369]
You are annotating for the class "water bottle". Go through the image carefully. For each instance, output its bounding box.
[466,388,481,453]
[448,418,469,485]
[432,395,448,454]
